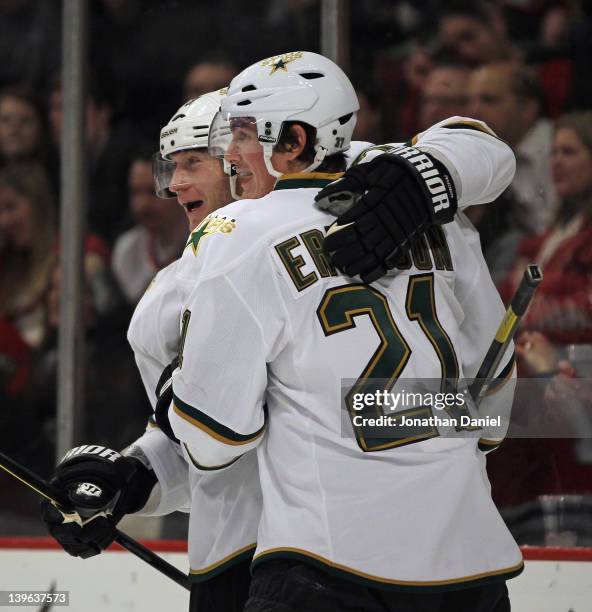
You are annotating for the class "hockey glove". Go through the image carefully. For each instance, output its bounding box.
[315,148,458,283]
[41,444,156,558]
[154,357,179,444]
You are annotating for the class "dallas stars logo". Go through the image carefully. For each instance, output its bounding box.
[186,214,237,256]
[260,51,303,75]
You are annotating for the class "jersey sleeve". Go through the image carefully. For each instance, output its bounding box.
[127,262,182,409]
[129,426,192,515]
[413,116,516,209]
[453,217,517,452]
[353,116,516,210]
[170,247,287,471]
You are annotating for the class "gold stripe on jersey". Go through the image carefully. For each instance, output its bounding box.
[408,119,499,148]
[189,543,256,582]
[478,437,504,452]
[484,354,516,397]
[440,119,499,138]
[182,442,241,471]
[252,547,524,591]
[477,354,516,452]
[173,395,266,446]
[274,172,344,191]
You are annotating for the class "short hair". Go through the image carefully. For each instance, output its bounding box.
[275,122,347,173]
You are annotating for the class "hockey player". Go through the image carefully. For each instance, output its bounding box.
[169,51,521,611]
[42,91,261,612]
[41,53,517,612]
[36,86,464,611]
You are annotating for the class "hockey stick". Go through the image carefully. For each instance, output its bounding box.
[469,263,543,404]
[0,450,191,591]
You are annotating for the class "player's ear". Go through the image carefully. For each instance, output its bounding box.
[283,124,307,161]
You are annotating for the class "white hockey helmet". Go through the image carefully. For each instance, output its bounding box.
[208,51,359,178]
[154,89,238,198]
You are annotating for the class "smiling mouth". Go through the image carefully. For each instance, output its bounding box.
[183,200,204,212]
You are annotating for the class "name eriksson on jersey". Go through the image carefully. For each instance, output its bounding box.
[352,414,501,428]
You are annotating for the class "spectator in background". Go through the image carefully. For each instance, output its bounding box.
[0,161,56,349]
[467,61,558,282]
[0,163,54,483]
[183,57,237,101]
[418,62,470,131]
[48,76,137,243]
[469,62,558,232]
[112,147,187,305]
[0,87,55,177]
[438,1,519,66]
[499,110,592,347]
[379,42,434,139]
[352,86,383,144]
[0,0,60,93]
[488,108,592,530]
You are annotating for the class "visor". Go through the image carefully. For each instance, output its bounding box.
[208,112,286,159]
[152,152,176,199]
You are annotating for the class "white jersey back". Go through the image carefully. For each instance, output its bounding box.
[127,260,262,580]
[171,166,521,588]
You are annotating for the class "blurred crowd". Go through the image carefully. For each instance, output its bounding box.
[1,0,592,542]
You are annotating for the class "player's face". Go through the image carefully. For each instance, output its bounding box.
[551,127,592,201]
[225,122,277,200]
[169,149,232,231]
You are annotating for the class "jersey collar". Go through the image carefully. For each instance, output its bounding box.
[273,172,343,191]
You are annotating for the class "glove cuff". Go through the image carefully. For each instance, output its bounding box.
[120,458,158,515]
[381,146,458,224]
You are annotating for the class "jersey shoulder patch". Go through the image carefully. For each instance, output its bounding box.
[185,213,237,258]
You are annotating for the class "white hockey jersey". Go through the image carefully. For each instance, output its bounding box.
[127,261,262,580]
[169,120,523,589]
[124,140,375,579]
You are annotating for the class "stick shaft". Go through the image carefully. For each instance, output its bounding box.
[0,450,190,591]
[470,264,543,404]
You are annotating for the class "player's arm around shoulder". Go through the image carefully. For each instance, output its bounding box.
[353,116,516,210]
[412,115,516,208]
[170,205,288,471]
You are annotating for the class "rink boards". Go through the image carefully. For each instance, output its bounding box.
[0,540,590,611]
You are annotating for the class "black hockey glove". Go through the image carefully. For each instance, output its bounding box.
[41,444,156,559]
[315,147,458,283]
[154,357,179,443]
